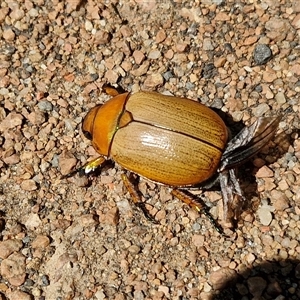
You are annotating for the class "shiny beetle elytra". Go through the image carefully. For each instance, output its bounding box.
[65,86,281,233]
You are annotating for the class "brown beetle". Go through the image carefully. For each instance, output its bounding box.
[65,87,281,233]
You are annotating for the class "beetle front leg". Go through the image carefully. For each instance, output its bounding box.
[171,189,225,236]
[102,84,126,97]
[62,156,107,178]
[121,173,158,224]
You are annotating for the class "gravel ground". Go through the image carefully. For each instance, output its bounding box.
[0,0,300,299]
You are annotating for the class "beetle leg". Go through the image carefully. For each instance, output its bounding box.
[102,84,126,96]
[121,173,158,224]
[62,156,106,179]
[171,189,225,236]
[219,168,245,222]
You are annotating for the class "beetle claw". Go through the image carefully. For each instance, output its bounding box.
[136,202,159,224]
[171,189,226,236]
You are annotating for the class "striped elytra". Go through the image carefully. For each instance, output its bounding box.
[83,91,228,186]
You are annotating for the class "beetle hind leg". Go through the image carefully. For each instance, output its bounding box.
[219,168,246,223]
[121,173,158,224]
[171,189,225,236]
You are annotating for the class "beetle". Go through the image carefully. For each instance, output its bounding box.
[65,86,281,233]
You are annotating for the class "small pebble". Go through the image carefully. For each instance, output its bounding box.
[0,252,26,286]
[270,190,290,211]
[191,234,205,247]
[247,277,267,297]
[6,290,32,300]
[94,30,111,44]
[265,17,288,42]
[133,50,145,64]
[209,268,237,289]
[253,103,271,117]
[0,240,23,259]
[256,166,274,178]
[10,8,25,21]
[143,73,164,88]
[275,91,286,104]
[257,201,274,226]
[0,112,23,131]
[253,44,272,65]
[203,38,214,51]
[156,29,166,43]
[21,179,37,191]
[3,28,15,41]
[38,100,53,112]
[31,235,50,249]
[148,50,161,59]
[78,214,99,227]
[128,245,140,254]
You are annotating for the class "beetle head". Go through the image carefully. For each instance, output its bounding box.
[82,105,102,140]
[81,92,130,156]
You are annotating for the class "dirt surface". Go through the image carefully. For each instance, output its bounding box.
[0,0,300,299]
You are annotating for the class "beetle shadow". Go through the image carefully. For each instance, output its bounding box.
[210,258,300,300]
